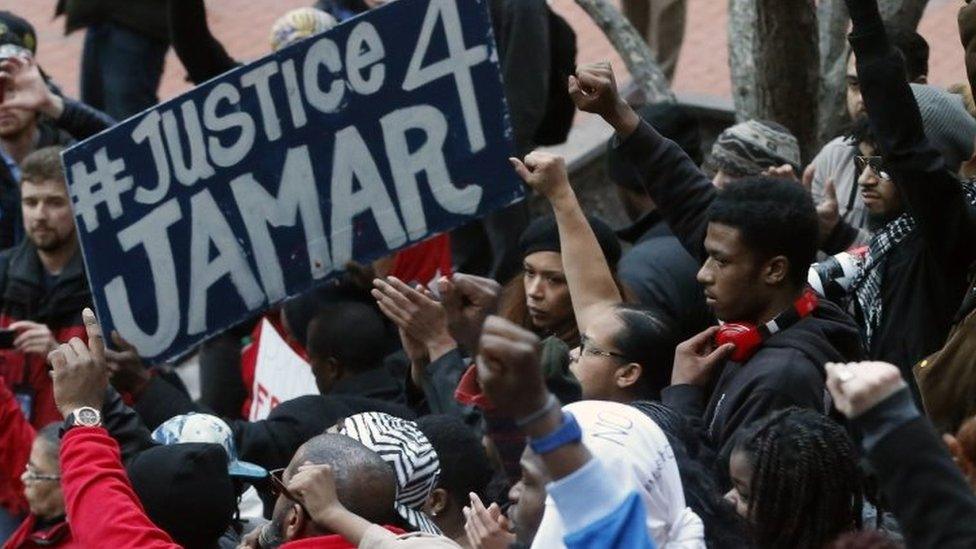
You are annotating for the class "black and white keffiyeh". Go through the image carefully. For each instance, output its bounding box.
[337,412,442,534]
[852,182,976,344]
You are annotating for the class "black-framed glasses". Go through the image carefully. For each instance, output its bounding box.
[854,155,891,181]
[269,468,308,515]
[573,335,627,362]
[23,464,60,483]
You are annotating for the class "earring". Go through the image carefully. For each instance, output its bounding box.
[431,510,439,517]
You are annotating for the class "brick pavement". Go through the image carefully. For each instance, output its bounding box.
[2,0,967,113]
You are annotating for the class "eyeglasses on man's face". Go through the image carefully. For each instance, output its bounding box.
[854,155,891,181]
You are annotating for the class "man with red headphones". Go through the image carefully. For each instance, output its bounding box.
[568,64,866,473]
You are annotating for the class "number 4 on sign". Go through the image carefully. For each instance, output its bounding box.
[403,0,489,153]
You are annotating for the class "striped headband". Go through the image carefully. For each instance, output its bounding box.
[337,412,442,534]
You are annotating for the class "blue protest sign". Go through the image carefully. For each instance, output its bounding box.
[61,0,523,363]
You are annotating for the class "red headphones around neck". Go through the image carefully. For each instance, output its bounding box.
[715,289,819,363]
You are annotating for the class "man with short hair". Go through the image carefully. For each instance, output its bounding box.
[568,62,865,465]
[306,300,404,401]
[0,146,92,430]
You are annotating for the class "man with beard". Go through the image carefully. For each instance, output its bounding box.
[813,0,976,403]
[808,24,975,254]
[0,146,90,430]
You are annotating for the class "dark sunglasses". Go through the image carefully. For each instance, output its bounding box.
[269,468,308,515]
[854,155,891,180]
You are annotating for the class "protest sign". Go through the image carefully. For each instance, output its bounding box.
[62,0,523,363]
[249,319,317,421]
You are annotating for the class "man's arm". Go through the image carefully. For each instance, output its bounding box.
[168,0,240,85]
[959,1,976,101]
[847,0,976,264]
[828,361,976,549]
[567,63,715,262]
[60,428,180,549]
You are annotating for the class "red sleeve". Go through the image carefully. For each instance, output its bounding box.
[0,377,34,515]
[60,427,180,549]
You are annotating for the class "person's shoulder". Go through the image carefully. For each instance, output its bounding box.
[813,135,857,163]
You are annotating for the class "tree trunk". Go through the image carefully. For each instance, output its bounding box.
[728,0,758,121]
[879,0,930,31]
[817,0,851,147]
[730,0,820,162]
[573,0,675,104]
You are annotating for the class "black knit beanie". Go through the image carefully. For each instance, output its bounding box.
[518,215,622,268]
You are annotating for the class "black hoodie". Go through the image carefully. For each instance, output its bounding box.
[662,297,864,469]
[615,120,866,473]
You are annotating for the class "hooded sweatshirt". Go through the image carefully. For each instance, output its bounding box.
[663,297,864,468]
[614,119,866,470]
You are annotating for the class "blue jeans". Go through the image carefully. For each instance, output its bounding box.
[80,22,168,120]
[0,507,24,544]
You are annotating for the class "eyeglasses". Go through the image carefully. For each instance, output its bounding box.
[23,464,60,483]
[854,155,891,181]
[269,468,308,515]
[572,335,627,362]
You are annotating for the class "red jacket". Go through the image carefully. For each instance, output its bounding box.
[59,427,179,549]
[2,514,74,549]
[0,377,34,518]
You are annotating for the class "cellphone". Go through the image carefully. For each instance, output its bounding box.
[0,329,16,349]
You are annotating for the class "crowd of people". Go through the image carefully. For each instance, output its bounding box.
[1,0,976,547]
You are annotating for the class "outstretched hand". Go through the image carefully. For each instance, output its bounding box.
[568,61,639,136]
[509,151,571,201]
[0,55,64,119]
[476,316,547,419]
[671,326,735,386]
[371,276,455,360]
[47,308,109,417]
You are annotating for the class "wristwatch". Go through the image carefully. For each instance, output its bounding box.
[61,406,102,436]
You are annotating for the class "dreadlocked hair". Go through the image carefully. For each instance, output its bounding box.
[733,407,863,549]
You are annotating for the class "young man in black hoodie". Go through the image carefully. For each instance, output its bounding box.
[566,66,865,467]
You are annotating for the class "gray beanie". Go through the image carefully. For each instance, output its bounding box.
[911,83,976,171]
[709,119,801,177]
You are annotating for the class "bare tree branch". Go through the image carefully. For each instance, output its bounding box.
[879,0,930,31]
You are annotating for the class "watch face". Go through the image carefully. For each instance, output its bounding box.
[76,408,100,426]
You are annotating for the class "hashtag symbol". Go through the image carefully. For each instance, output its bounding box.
[68,147,134,233]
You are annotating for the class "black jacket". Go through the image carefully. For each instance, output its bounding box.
[616,211,714,341]
[663,298,863,469]
[616,117,865,466]
[847,0,976,391]
[134,367,414,471]
[852,387,976,549]
[0,242,92,428]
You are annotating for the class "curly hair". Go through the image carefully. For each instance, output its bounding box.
[733,407,863,549]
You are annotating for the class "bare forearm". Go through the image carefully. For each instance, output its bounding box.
[548,185,622,333]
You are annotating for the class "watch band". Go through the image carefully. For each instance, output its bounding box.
[528,411,582,455]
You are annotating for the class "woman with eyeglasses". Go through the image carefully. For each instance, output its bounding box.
[511,153,679,403]
[1,405,71,548]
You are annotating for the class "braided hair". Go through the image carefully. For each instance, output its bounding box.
[733,407,863,549]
